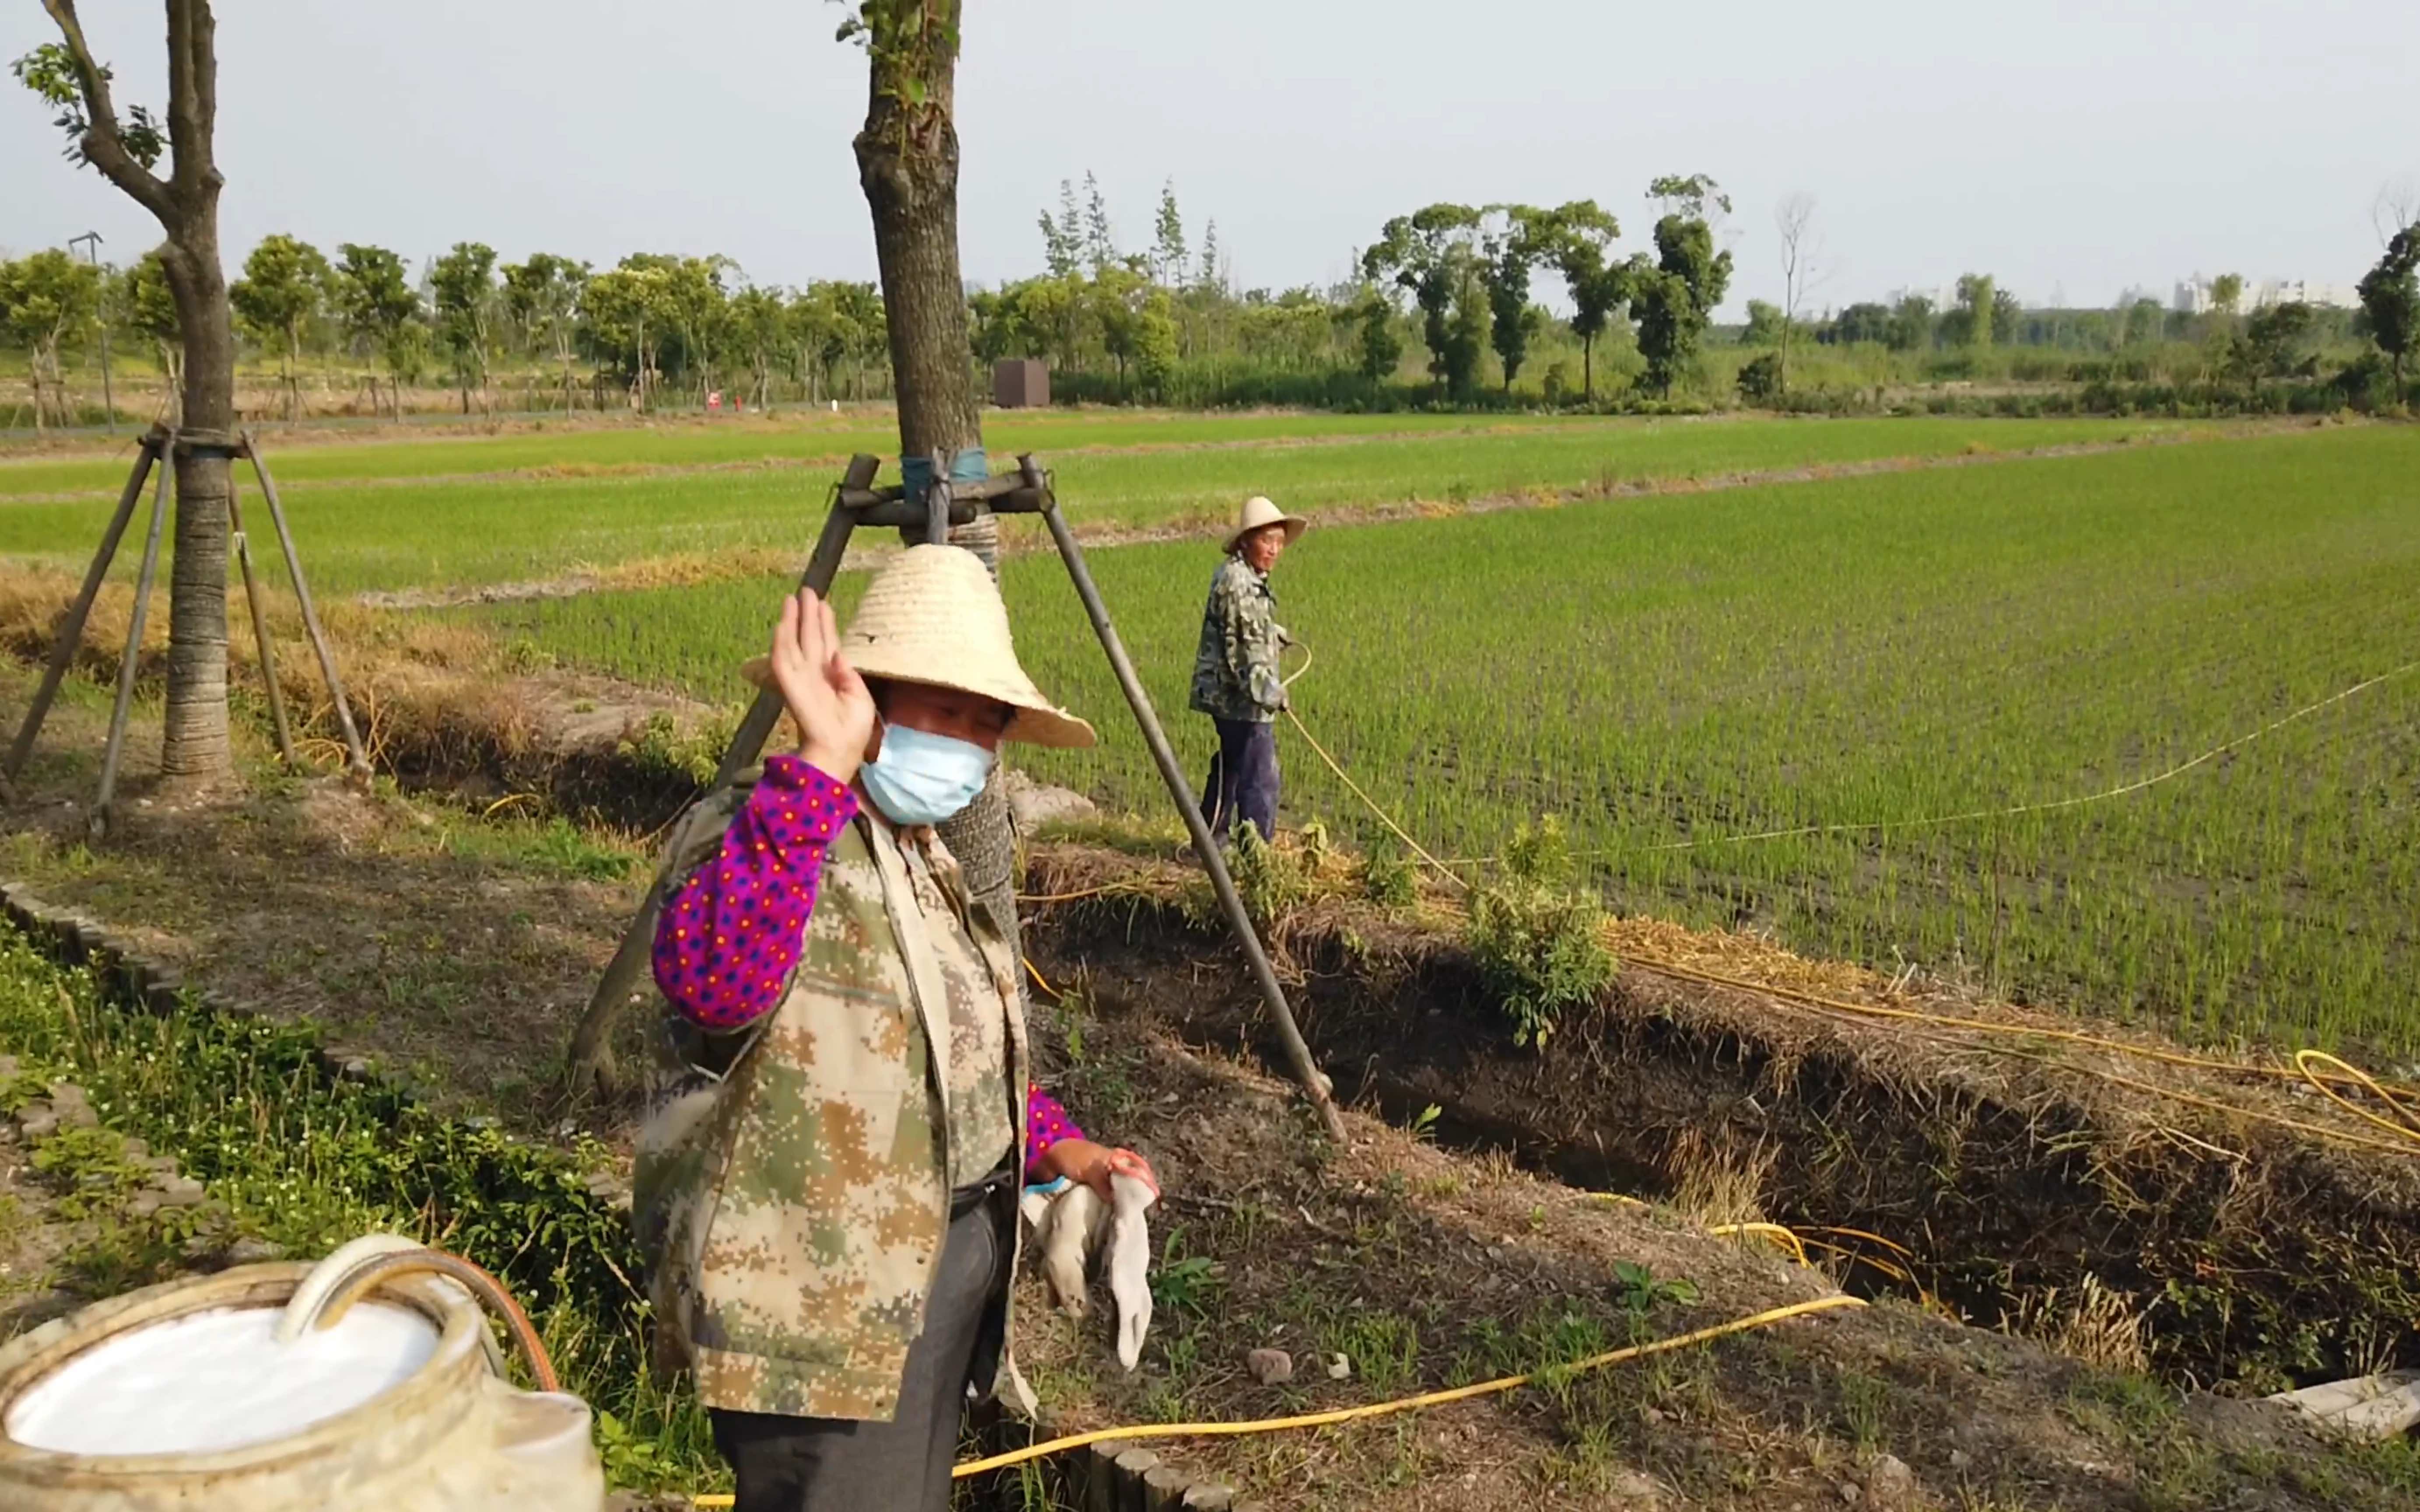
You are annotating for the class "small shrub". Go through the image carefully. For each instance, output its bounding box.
[1361,841,1418,909]
[1735,351,1784,404]
[1465,817,1616,1048]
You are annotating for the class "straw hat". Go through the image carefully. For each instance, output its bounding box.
[1223,496,1308,554]
[743,545,1096,749]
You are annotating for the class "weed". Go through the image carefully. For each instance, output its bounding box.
[1834,1368,1888,1454]
[1465,817,1616,1048]
[1360,842,1417,909]
[1611,1259,1701,1313]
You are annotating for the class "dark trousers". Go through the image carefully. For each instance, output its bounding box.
[709,1183,1011,1512]
[1201,716,1280,844]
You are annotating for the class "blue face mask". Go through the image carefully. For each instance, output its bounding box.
[860,722,996,827]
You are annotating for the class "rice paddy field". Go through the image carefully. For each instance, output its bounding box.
[0,411,2164,594]
[6,407,2413,1057]
[456,420,2420,1062]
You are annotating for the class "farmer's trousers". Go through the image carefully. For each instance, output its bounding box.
[1201,716,1280,845]
[708,1175,1013,1512]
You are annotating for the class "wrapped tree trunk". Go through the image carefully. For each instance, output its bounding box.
[850,1,1025,981]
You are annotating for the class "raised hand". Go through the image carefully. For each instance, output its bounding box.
[771,588,877,785]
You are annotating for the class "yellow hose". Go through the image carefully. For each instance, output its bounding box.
[687,1293,1862,1503]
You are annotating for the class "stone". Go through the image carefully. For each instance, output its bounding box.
[1325,1352,1351,1381]
[1837,1484,1861,1506]
[1948,1449,1972,1473]
[1004,770,1096,834]
[1609,1470,1666,1505]
[1246,1348,1293,1386]
[16,1105,59,1141]
[226,1236,287,1265]
[1866,1455,1917,1508]
[154,1175,208,1208]
[1180,1485,1236,1511]
[0,1053,18,1078]
[126,1191,164,1219]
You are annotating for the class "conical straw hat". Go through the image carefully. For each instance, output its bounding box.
[744,545,1096,749]
[1223,496,1308,554]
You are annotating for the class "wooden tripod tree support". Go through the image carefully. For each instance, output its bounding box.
[1,425,372,835]
[565,455,1347,1141]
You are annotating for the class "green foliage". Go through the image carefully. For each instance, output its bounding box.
[1364,203,1484,397]
[1628,180,1733,396]
[2357,226,2419,392]
[1465,817,1617,1048]
[429,242,501,397]
[1736,350,1783,404]
[1354,287,1405,383]
[1360,840,1418,909]
[11,42,164,168]
[1610,1259,1701,1313]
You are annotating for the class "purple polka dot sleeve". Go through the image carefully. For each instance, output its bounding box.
[1024,1084,1086,1183]
[651,756,859,1031]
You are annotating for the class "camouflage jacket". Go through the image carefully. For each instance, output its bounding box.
[632,770,1030,1421]
[1188,555,1289,723]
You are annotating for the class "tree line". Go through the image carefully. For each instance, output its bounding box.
[6,179,2417,431]
[0,233,896,430]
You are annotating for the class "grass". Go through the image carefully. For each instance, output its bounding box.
[0,413,2171,593]
[480,424,2420,1058]
[0,923,724,1497]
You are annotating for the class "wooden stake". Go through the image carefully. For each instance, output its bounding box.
[225,481,297,768]
[240,432,368,780]
[93,439,173,837]
[4,432,161,788]
[562,456,876,1094]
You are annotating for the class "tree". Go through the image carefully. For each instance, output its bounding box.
[1991,287,2022,345]
[1954,273,1996,350]
[2209,273,2244,324]
[1364,203,1483,398]
[1038,180,1082,278]
[428,242,498,414]
[16,3,242,785]
[333,242,421,420]
[579,262,673,407]
[730,284,789,407]
[836,0,1022,1052]
[1774,192,1821,397]
[1354,284,1403,382]
[1152,180,1188,289]
[119,251,182,419]
[2356,226,2418,397]
[1824,302,1891,346]
[2231,300,2315,387]
[1479,205,1552,391]
[1627,176,1733,397]
[1740,300,1785,347]
[1543,200,1624,402]
[1196,220,1224,294]
[228,234,329,420]
[0,249,101,430]
[1082,170,1116,275]
[502,252,588,410]
[1886,292,1935,352]
[1133,288,1180,400]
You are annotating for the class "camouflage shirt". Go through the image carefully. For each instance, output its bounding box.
[1188,555,1289,724]
[632,772,1029,1422]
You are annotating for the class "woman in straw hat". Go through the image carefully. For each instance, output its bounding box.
[1188,495,1308,847]
[633,544,1155,1512]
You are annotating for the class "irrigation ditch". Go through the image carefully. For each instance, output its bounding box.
[1021,847,2420,1401]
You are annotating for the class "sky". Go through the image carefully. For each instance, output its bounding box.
[5,0,2417,317]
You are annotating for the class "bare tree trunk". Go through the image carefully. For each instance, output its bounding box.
[852,0,1021,975]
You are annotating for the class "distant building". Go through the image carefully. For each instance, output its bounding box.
[2173,275,2360,315]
